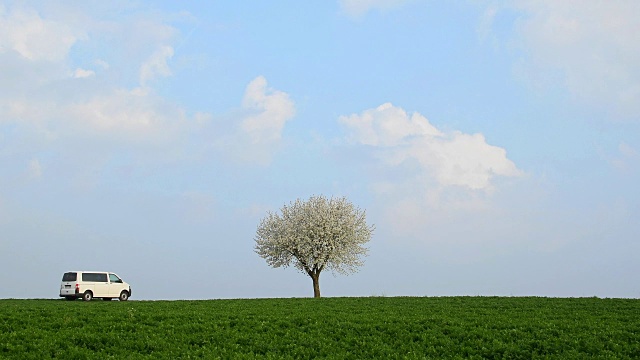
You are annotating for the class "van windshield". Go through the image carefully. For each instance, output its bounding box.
[62,272,77,282]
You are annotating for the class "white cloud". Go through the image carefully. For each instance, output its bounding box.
[95,59,110,69]
[139,45,174,87]
[66,88,187,144]
[3,85,190,147]
[477,5,498,42]
[339,0,409,18]
[340,103,442,146]
[73,68,95,78]
[1,85,196,194]
[340,103,522,191]
[0,4,187,136]
[0,6,85,62]
[241,76,295,143]
[619,143,638,159]
[204,76,295,166]
[499,0,640,118]
[0,3,205,189]
[228,76,295,164]
[339,106,572,246]
[0,3,296,179]
[609,142,639,173]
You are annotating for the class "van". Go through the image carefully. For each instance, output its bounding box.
[59,271,132,301]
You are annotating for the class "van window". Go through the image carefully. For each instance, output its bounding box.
[82,273,108,282]
[62,272,77,282]
[109,274,122,283]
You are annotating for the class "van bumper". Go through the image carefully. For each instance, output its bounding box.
[60,287,80,298]
[59,294,79,299]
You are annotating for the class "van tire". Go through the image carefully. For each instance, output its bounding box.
[82,291,93,301]
[119,291,129,301]
[64,296,75,301]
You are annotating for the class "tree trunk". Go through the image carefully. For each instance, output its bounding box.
[311,272,321,298]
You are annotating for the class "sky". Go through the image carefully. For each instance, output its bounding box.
[1,0,639,300]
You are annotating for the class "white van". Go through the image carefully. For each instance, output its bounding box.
[59,271,132,301]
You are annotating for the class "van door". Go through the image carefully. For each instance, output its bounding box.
[108,273,124,296]
[82,272,109,297]
[60,272,78,297]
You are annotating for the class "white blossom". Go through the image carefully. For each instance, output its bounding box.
[254,195,374,297]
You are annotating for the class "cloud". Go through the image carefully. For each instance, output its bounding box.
[228,76,295,164]
[340,103,522,191]
[608,142,640,174]
[73,68,95,78]
[0,3,186,137]
[199,76,295,166]
[0,6,85,62]
[619,143,639,159]
[0,3,204,191]
[340,102,442,146]
[3,81,190,147]
[95,59,109,69]
[139,45,174,87]
[339,0,409,18]
[66,88,188,144]
[0,2,296,186]
[497,1,640,119]
[241,76,295,143]
[1,84,197,193]
[477,5,498,42]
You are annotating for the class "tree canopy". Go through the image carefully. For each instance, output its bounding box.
[254,195,374,297]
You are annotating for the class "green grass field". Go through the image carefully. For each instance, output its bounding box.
[1,297,638,359]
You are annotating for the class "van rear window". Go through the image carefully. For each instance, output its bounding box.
[82,273,108,282]
[62,272,77,281]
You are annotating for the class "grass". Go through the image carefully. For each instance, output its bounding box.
[0,297,639,359]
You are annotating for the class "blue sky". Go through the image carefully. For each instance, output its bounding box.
[1,0,639,299]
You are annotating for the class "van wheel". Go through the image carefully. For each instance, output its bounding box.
[64,296,75,301]
[119,291,129,301]
[82,291,93,301]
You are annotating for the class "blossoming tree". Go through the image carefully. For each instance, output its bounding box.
[254,195,374,298]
